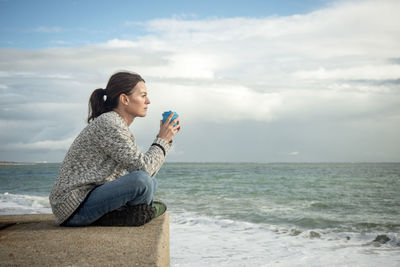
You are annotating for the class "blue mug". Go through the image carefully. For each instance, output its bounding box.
[162,111,179,126]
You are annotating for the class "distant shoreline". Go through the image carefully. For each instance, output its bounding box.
[0,161,51,165]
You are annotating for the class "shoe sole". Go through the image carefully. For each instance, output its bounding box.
[152,200,167,218]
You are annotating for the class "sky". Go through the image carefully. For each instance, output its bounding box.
[0,0,399,163]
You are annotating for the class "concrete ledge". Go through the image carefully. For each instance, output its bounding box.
[0,213,170,266]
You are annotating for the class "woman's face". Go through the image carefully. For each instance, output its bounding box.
[126,81,150,118]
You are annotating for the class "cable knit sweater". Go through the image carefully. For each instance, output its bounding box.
[49,111,172,225]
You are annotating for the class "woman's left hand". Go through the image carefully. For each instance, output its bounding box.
[157,112,181,142]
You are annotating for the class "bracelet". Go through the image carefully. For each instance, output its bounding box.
[151,143,166,156]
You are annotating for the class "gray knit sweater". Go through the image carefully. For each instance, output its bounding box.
[49,111,172,225]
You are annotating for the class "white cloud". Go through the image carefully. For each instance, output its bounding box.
[49,40,70,45]
[294,65,400,81]
[0,70,72,79]
[5,138,74,151]
[33,26,63,33]
[148,82,283,122]
[105,39,138,48]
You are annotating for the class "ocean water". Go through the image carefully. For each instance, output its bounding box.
[1,162,399,266]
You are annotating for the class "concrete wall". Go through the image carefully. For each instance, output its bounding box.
[0,213,170,266]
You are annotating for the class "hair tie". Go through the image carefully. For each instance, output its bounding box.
[103,89,107,101]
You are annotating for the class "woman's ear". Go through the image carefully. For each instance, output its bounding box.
[119,94,130,106]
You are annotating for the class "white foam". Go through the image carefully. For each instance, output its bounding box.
[0,192,51,215]
[170,212,400,267]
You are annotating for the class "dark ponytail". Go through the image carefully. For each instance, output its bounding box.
[87,71,145,123]
[88,88,107,123]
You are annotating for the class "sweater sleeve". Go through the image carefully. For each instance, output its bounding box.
[96,116,172,177]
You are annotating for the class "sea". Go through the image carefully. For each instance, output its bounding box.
[1,162,399,267]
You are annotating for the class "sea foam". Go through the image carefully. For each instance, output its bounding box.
[170,211,400,267]
[0,192,51,215]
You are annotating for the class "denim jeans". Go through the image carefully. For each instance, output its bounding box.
[63,170,157,226]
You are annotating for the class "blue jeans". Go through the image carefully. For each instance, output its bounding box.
[63,171,157,226]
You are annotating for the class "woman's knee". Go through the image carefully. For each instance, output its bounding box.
[126,171,154,194]
[121,171,154,205]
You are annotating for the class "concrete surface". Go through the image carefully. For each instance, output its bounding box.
[0,213,170,267]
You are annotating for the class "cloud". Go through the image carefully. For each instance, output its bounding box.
[49,40,70,45]
[33,26,63,33]
[1,0,399,162]
[5,138,74,151]
[294,65,400,81]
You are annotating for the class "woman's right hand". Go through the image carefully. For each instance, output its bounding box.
[157,112,181,143]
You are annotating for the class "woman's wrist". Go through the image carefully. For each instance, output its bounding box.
[156,135,172,144]
[157,134,172,143]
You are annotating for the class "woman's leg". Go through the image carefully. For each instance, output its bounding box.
[63,170,156,226]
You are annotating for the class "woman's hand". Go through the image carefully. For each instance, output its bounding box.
[157,112,181,143]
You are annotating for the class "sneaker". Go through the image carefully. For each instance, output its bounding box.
[152,200,167,218]
[91,204,155,227]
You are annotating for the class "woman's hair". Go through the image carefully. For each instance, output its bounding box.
[87,71,145,123]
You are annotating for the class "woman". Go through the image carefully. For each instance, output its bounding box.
[49,71,180,226]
